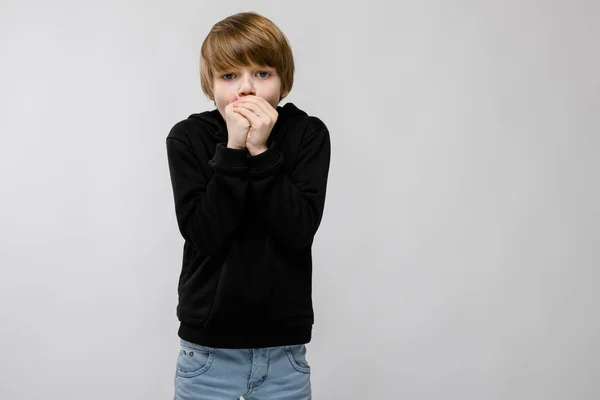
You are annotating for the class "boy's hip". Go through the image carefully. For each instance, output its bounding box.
[174,338,311,399]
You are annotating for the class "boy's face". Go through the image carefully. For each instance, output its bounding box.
[212,63,289,121]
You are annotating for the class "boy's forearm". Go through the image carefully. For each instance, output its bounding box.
[247,128,331,250]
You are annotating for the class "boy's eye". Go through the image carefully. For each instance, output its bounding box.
[221,71,271,80]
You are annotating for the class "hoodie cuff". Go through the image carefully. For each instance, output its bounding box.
[247,140,283,176]
[208,142,248,174]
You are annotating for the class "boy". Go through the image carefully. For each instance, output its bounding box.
[165,11,331,400]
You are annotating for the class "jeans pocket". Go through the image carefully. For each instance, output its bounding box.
[284,344,311,374]
[176,340,215,378]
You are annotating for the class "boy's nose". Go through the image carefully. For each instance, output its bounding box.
[237,89,255,97]
[237,79,255,97]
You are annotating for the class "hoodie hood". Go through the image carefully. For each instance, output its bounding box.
[188,102,308,140]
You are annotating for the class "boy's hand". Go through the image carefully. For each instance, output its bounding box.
[224,99,250,149]
[232,96,278,155]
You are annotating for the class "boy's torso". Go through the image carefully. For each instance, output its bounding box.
[171,104,319,349]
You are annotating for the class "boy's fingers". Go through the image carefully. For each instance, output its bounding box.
[234,105,259,124]
[235,103,267,123]
[237,96,276,120]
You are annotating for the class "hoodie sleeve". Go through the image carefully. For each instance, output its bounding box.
[166,129,249,256]
[246,122,331,250]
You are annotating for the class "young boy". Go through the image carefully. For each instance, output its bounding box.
[165,11,331,400]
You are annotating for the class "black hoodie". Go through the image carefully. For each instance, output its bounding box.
[165,102,331,348]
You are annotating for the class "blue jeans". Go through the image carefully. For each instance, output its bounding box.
[174,338,312,399]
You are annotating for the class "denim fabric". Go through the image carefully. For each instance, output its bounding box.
[174,338,311,399]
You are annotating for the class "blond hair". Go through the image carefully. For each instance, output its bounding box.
[199,11,295,102]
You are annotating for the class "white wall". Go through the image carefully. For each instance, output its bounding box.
[1,0,599,398]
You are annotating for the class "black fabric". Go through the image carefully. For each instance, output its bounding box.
[166,102,331,348]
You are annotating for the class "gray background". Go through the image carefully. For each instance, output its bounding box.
[1,0,599,399]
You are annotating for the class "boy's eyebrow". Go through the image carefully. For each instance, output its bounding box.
[217,65,274,72]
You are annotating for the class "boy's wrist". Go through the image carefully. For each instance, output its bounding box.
[247,145,268,156]
[227,142,246,150]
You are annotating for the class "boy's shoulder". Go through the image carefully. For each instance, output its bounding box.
[278,103,328,134]
[304,115,327,132]
[166,109,223,144]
